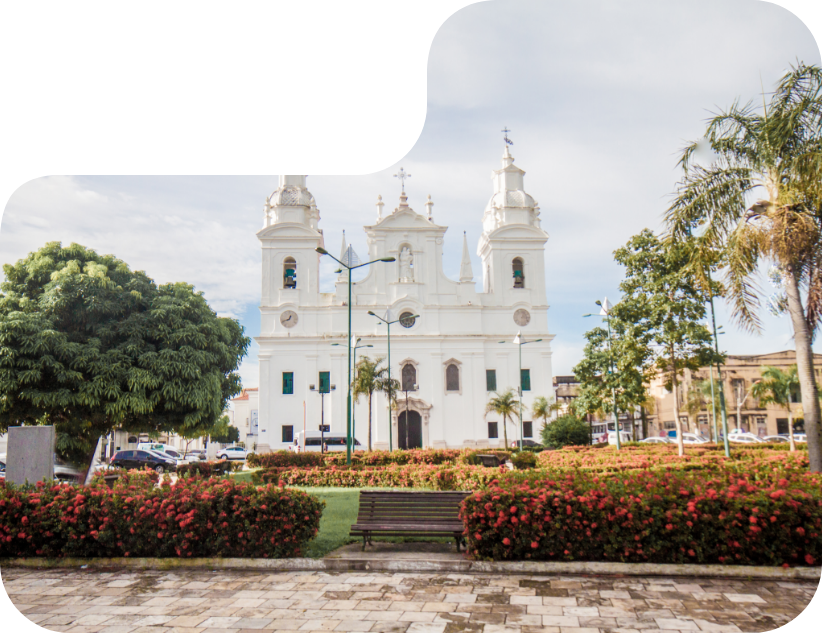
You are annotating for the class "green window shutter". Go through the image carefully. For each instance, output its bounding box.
[282,372,294,395]
[319,371,330,394]
[521,369,531,392]
[486,369,497,392]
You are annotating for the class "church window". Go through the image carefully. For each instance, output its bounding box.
[523,421,533,438]
[512,257,525,288]
[486,369,497,392]
[282,425,293,443]
[282,372,294,395]
[520,369,531,392]
[402,363,417,391]
[446,364,460,392]
[283,257,297,289]
[488,422,498,439]
[319,371,331,393]
[399,311,417,328]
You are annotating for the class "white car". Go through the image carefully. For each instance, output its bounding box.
[762,435,789,443]
[641,437,671,444]
[682,433,711,445]
[216,446,249,460]
[728,432,765,444]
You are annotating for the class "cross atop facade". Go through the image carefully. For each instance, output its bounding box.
[394,167,411,194]
[502,127,513,146]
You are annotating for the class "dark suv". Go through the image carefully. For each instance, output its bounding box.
[111,449,177,474]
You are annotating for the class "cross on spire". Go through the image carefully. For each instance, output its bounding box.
[394,167,411,194]
[502,127,513,146]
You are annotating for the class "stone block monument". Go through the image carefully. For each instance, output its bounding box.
[5,425,55,486]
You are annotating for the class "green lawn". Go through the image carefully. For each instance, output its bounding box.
[228,473,451,558]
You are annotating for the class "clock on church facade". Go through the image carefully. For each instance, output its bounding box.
[253,145,554,453]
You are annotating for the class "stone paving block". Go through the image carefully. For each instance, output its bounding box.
[404,624,446,633]
[541,615,580,627]
[655,618,700,630]
[397,612,436,622]
[333,620,374,631]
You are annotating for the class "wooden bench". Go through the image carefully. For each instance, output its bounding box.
[350,491,470,551]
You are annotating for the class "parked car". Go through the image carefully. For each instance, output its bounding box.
[136,443,194,464]
[110,449,178,473]
[727,432,765,444]
[216,446,250,460]
[185,449,207,461]
[791,433,807,443]
[762,435,790,443]
[682,433,711,445]
[640,437,671,444]
[603,431,633,445]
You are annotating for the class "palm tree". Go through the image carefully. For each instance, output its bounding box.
[352,356,398,451]
[751,365,802,452]
[666,63,822,471]
[532,396,562,440]
[485,390,520,448]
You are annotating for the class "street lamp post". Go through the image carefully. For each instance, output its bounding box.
[499,331,542,451]
[583,298,621,450]
[332,337,372,454]
[368,310,419,451]
[316,246,395,465]
[309,382,336,453]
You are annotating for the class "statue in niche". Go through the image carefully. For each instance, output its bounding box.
[399,246,413,282]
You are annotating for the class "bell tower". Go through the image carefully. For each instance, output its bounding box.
[477,143,548,308]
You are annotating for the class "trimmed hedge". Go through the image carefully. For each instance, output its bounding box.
[253,463,506,491]
[176,460,240,477]
[249,448,498,469]
[247,451,325,469]
[0,470,323,558]
[462,468,822,566]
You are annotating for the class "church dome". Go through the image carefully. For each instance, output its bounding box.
[270,185,314,208]
[484,189,535,213]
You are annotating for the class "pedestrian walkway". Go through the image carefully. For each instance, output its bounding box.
[1,567,815,633]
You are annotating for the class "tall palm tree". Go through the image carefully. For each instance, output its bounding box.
[485,390,519,448]
[352,356,398,451]
[751,365,802,452]
[532,396,562,439]
[666,63,822,471]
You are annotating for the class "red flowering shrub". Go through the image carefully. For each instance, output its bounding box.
[0,473,323,558]
[461,468,821,566]
[249,448,472,469]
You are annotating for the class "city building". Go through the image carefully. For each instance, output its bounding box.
[552,375,643,441]
[255,145,555,452]
[230,387,259,448]
[647,350,823,437]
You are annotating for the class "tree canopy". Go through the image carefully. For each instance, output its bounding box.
[0,242,250,462]
[540,413,590,449]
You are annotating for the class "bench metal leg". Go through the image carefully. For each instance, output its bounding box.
[362,535,368,551]
[455,536,461,553]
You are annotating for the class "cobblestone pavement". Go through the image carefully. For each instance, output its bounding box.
[1,567,817,633]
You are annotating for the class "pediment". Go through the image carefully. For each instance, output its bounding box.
[366,209,446,231]
[257,223,322,240]
[484,223,548,241]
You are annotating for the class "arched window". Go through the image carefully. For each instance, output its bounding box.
[512,257,525,288]
[402,363,417,391]
[284,257,297,289]
[446,364,460,392]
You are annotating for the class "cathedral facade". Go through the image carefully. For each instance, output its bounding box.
[254,146,555,453]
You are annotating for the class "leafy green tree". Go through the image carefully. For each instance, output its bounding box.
[611,230,720,456]
[751,365,802,452]
[353,356,399,451]
[541,413,590,449]
[209,415,241,445]
[573,319,652,440]
[666,63,821,470]
[485,390,520,448]
[0,243,250,463]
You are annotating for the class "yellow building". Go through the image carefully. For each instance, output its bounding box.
[647,350,822,437]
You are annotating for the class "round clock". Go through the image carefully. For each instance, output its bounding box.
[399,311,417,328]
[280,310,298,328]
[513,308,531,326]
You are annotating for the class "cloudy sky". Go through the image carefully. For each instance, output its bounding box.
[1,0,820,391]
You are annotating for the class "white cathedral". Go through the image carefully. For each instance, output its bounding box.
[254,144,555,453]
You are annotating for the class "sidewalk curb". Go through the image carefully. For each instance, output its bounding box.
[1,558,819,580]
